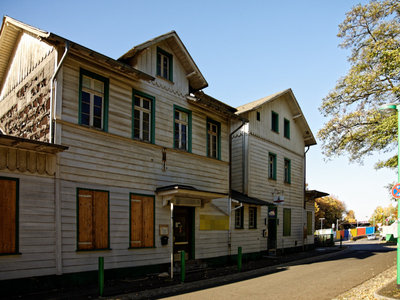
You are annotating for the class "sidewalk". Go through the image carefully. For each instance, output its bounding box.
[4,246,345,300]
[109,246,348,300]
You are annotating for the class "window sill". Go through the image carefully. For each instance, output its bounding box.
[76,248,112,252]
[128,246,156,249]
[79,124,106,132]
[0,252,21,256]
[156,75,174,85]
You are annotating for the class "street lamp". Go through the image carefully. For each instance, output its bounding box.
[319,217,325,230]
[379,103,400,288]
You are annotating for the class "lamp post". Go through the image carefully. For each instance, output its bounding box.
[319,217,325,230]
[379,103,400,288]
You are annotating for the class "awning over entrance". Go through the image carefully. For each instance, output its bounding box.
[156,185,227,207]
[231,190,273,206]
[305,190,329,202]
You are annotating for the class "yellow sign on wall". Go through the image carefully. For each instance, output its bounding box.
[200,215,229,230]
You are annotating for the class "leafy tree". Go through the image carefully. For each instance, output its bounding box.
[370,204,397,225]
[315,196,346,229]
[344,209,356,224]
[318,0,400,169]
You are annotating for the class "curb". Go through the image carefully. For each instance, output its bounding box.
[106,247,348,300]
[374,279,397,300]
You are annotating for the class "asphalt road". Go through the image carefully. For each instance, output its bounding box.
[161,240,396,300]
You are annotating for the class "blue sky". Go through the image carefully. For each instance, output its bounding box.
[1,0,395,222]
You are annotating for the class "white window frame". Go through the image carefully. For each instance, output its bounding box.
[133,95,151,142]
[81,75,104,129]
[175,110,188,150]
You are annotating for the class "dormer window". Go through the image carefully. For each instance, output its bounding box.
[157,47,173,81]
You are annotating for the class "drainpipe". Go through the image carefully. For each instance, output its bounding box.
[228,119,248,255]
[50,41,69,276]
[303,146,310,250]
[50,41,70,144]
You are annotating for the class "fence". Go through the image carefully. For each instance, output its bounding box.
[335,227,375,240]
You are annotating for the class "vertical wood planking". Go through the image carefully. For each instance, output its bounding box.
[78,190,93,250]
[143,196,154,247]
[130,195,143,248]
[94,191,108,249]
[0,179,16,253]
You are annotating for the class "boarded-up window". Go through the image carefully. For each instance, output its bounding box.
[77,189,109,250]
[0,178,18,254]
[130,194,154,248]
[307,211,313,235]
[283,208,291,236]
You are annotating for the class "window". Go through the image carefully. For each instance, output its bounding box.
[283,208,291,236]
[234,206,244,229]
[284,118,290,139]
[249,207,257,229]
[174,105,192,152]
[79,69,109,131]
[130,194,154,248]
[268,153,277,180]
[271,111,279,133]
[207,118,221,159]
[157,47,173,81]
[0,177,18,254]
[256,111,260,121]
[284,158,291,184]
[77,189,109,250]
[307,211,313,235]
[132,89,155,143]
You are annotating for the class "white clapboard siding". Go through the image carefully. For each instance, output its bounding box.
[0,172,56,280]
[133,41,189,96]
[61,60,229,162]
[195,201,229,259]
[230,205,264,254]
[246,96,305,156]
[231,134,243,193]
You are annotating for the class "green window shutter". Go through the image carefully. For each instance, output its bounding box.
[283,208,291,236]
[307,211,313,235]
[284,118,290,139]
[271,111,279,133]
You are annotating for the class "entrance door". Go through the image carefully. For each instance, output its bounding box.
[268,207,277,251]
[173,206,193,260]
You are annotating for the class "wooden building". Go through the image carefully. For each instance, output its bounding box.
[0,16,242,282]
[231,89,318,254]
[0,16,321,285]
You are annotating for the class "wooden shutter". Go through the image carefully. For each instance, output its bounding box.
[143,196,154,247]
[130,195,143,248]
[78,189,94,250]
[307,211,313,235]
[130,194,154,248]
[93,191,109,249]
[78,189,109,250]
[0,179,17,254]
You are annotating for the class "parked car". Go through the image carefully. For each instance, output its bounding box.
[367,234,376,240]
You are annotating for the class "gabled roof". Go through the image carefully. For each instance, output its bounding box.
[118,31,208,91]
[187,91,239,119]
[0,16,153,92]
[236,88,317,147]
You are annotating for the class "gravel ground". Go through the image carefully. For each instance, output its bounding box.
[332,265,396,300]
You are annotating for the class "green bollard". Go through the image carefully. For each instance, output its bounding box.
[238,247,242,272]
[181,250,186,282]
[98,257,104,297]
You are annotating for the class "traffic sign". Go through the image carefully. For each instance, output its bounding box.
[392,183,400,199]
